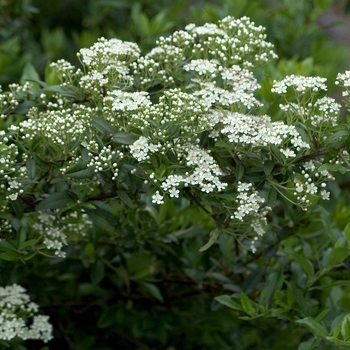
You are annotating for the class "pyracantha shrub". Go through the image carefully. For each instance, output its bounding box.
[1,15,350,346]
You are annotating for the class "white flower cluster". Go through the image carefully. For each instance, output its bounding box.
[208,111,309,154]
[186,64,261,111]
[186,16,278,67]
[103,90,151,114]
[127,89,210,137]
[191,81,262,110]
[229,182,270,253]
[233,182,266,221]
[33,213,68,258]
[292,159,335,208]
[78,37,140,94]
[336,70,350,87]
[10,105,94,149]
[278,92,340,128]
[0,87,19,119]
[336,70,350,98]
[87,144,123,180]
[184,59,221,77]
[152,144,227,204]
[33,212,91,257]
[0,136,26,201]
[129,136,161,162]
[50,59,81,86]
[0,284,53,342]
[271,75,327,94]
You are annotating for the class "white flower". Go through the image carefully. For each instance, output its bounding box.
[8,193,17,201]
[0,284,53,343]
[152,191,164,204]
[321,190,330,200]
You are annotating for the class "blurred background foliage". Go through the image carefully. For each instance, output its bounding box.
[1,0,350,86]
[2,0,350,349]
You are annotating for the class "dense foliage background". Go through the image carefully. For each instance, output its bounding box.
[2,0,350,349]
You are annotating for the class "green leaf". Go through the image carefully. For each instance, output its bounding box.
[26,159,36,180]
[345,134,350,155]
[16,227,26,247]
[315,308,330,322]
[317,163,347,175]
[235,163,244,181]
[65,162,94,179]
[289,282,308,313]
[20,62,40,85]
[262,267,283,305]
[97,305,118,328]
[113,132,139,145]
[22,251,37,260]
[36,191,72,210]
[318,206,337,243]
[126,252,153,279]
[91,117,117,137]
[140,282,163,303]
[90,260,105,285]
[292,253,314,278]
[328,247,349,267]
[10,197,24,219]
[296,317,328,338]
[298,338,320,350]
[240,293,255,317]
[344,222,350,241]
[263,159,275,175]
[199,228,220,252]
[214,295,243,311]
[19,239,37,250]
[116,190,136,208]
[0,240,16,251]
[341,313,350,341]
[0,251,19,261]
[267,186,277,207]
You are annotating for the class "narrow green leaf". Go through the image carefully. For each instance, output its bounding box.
[214,295,243,311]
[36,192,72,210]
[16,227,26,247]
[113,132,139,145]
[0,251,19,261]
[235,163,244,181]
[328,247,349,267]
[263,267,283,305]
[263,159,275,175]
[286,281,294,306]
[116,190,135,208]
[267,186,277,207]
[19,239,37,250]
[345,134,350,155]
[199,228,220,252]
[26,159,36,180]
[65,162,94,179]
[0,240,16,251]
[298,338,320,350]
[341,313,350,341]
[314,308,330,322]
[91,117,117,137]
[22,251,37,260]
[240,293,255,317]
[10,198,24,219]
[296,317,328,338]
[292,253,314,278]
[141,282,163,303]
[20,62,40,85]
[90,260,105,285]
[318,207,336,243]
[344,222,350,241]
